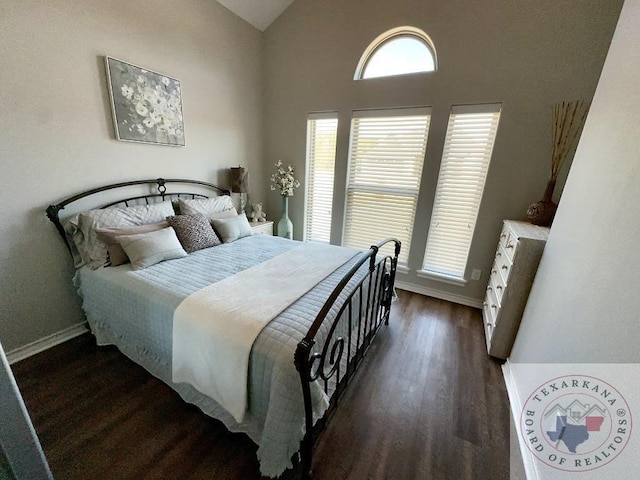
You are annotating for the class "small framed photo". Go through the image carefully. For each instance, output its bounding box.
[105,56,185,146]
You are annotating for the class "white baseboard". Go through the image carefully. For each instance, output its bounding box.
[502,360,540,480]
[395,280,483,308]
[7,322,88,365]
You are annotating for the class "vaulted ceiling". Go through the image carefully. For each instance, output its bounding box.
[216,0,295,31]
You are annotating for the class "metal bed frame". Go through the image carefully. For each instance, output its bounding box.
[47,178,400,479]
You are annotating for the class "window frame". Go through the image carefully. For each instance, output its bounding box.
[303,112,339,243]
[342,106,432,265]
[354,26,437,80]
[421,103,502,283]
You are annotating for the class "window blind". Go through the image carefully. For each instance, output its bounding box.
[344,107,431,264]
[423,104,502,279]
[304,113,338,242]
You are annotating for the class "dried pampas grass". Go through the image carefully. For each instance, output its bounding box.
[550,100,589,181]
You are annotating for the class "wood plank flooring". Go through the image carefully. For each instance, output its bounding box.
[11,290,510,479]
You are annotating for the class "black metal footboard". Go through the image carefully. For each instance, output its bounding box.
[294,238,401,479]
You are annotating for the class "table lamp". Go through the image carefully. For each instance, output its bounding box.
[230,166,249,214]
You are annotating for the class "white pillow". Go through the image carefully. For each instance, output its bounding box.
[211,213,254,243]
[77,201,175,269]
[116,227,187,270]
[179,196,234,216]
[207,208,238,220]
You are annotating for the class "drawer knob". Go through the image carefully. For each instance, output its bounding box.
[492,269,497,274]
[497,285,503,290]
[487,286,492,291]
[500,233,506,238]
[506,243,514,249]
[496,252,502,257]
[501,265,508,270]
[491,304,497,309]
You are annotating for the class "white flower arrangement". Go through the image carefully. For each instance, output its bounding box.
[270,160,301,197]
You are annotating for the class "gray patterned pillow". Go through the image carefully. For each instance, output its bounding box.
[166,214,221,253]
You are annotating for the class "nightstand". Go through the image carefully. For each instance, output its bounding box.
[250,220,274,236]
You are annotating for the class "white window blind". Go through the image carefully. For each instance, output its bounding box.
[344,107,431,264]
[423,104,502,279]
[304,113,338,242]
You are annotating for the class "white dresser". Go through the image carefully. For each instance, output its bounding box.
[483,220,549,359]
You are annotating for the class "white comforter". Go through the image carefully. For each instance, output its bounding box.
[172,242,358,423]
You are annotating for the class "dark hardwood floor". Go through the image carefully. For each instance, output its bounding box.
[12,290,510,480]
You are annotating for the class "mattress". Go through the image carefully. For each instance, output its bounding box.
[74,234,369,477]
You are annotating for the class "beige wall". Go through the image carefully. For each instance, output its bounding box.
[0,0,263,351]
[263,0,622,304]
[510,0,640,363]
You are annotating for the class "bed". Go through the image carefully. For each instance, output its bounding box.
[46,178,400,479]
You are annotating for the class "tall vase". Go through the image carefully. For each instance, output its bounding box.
[277,196,293,239]
[526,179,558,227]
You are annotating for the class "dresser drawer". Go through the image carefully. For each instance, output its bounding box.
[484,320,493,350]
[503,231,518,261]
[498,225,509,249]
[496,244,513,285]
[484,282,499,326]
[483,300,496,334]
[250,221,274,236]
[490,268,506,305]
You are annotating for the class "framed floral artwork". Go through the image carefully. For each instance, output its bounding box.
[105,56,185,146]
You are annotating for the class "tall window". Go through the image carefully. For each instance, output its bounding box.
[344,108,431,264]
[422,104,502,280]
[354,26,437,80]
[304,113,338,242]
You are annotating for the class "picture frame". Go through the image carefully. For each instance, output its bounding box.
[105,56,185,146]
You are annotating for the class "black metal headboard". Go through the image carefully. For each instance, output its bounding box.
[46,178,230,253]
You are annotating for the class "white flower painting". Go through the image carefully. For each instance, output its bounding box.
[105,56,185,146]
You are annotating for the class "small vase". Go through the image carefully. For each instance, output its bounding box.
[526,179,558,227]
[277,196,293,239]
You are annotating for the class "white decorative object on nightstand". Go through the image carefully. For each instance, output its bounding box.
[250,221,274,236]
[483,220,549,359]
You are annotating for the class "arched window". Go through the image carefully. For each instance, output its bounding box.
[354,26,437,80]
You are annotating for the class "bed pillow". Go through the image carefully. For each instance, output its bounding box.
[77,201,174,269]
[62,214,84,268]
[96,221,169,266]
[211,213,254,243]
[116,227,187,270]
[207,208,238,220]
[179,196,234,216]
[166,214,221,253]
